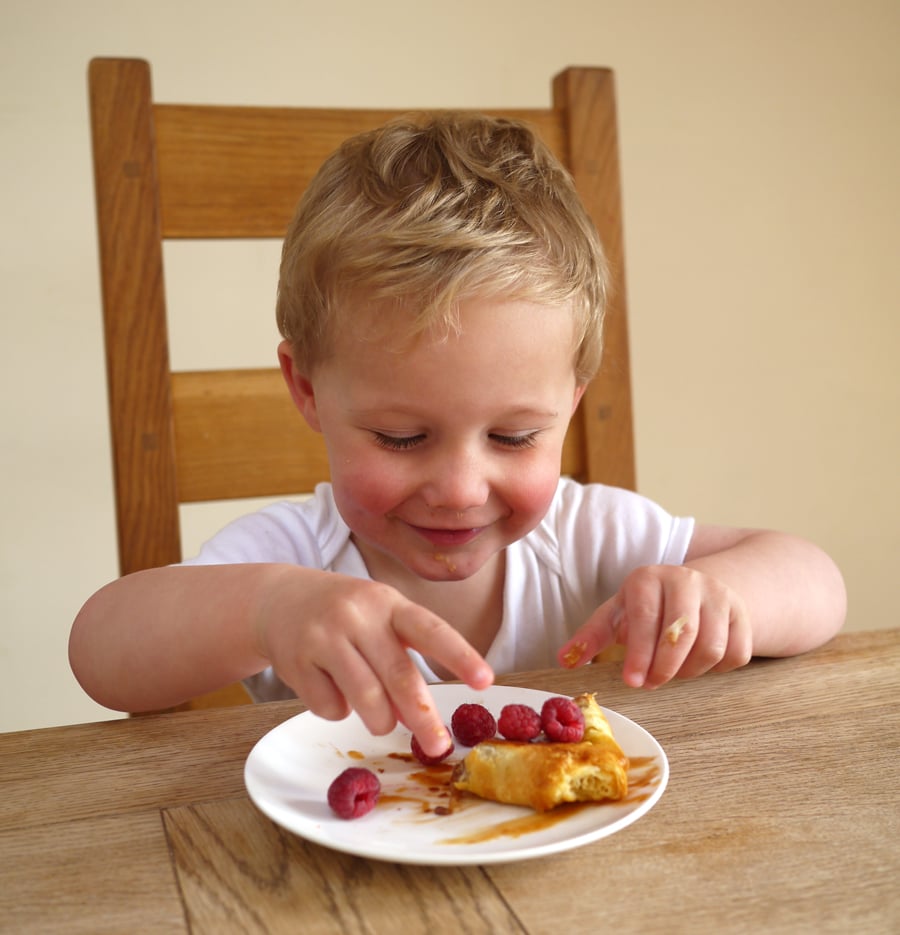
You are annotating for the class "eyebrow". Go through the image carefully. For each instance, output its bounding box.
[349,406,561,421]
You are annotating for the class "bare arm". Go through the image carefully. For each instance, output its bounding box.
[69,563,492,757]
[558,525,846,688]
[69,564,278,711]
[683,525,847,657]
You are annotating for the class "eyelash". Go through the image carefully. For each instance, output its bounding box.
[372,433,424,451]
[493,432,538,449]
[371,432,538,451]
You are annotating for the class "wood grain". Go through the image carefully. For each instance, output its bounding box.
[88,58,182,573]
[155,103,563,239]
[0,812,185,934]
[164,798,525,934]
[0,700,301,829]
[3,630,897,934]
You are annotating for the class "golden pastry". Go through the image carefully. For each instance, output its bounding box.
[452,692,628,812]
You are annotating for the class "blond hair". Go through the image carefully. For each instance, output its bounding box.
[276,112,608,383]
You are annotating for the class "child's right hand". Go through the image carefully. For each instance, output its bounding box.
[254,567,494,758]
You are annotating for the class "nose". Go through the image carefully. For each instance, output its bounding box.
[421,444,490,513]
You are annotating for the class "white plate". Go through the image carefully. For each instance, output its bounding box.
[244,684,667,865]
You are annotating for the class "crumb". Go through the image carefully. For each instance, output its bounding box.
[664,616,689,645]
[433,552,457,573]
[561,641,586,668]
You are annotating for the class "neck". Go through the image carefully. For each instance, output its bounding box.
[354,540,505,665]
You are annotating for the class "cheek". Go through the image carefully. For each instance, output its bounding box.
[502,460,562,522]
[330,459,407,518]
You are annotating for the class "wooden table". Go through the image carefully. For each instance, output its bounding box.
[1,629,897,934]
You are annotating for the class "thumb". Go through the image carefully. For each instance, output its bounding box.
[558,595,624,669]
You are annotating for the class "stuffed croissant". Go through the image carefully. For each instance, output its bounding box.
[452,692,628,812]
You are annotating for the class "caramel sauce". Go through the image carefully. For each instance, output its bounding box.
[619,756,660,806]
[347,746,662,845]
[440,802,593,844]
[439,755,663,845]
[375,757,461,815]
[346,750,365,760]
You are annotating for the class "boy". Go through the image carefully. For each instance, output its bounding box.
[70,114,846,757]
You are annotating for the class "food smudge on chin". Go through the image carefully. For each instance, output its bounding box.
[433,552,457,573]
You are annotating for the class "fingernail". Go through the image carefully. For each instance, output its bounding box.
[624,671,644,688]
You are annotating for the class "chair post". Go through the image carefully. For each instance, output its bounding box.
[88,58,183,573]
[553,67,637,491]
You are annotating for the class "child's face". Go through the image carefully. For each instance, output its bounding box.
[283,295,584,584]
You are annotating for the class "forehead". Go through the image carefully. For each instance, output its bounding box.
[318,296,579,419]
[330,292,578,360]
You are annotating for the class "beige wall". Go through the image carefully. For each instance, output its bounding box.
[2,0,898,732]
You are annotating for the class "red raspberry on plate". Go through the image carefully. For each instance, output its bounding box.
[327,767,381,819]
[541,696,585,743]
[410,729,455,766]
[497,703,542,741]
[451,703,497,747]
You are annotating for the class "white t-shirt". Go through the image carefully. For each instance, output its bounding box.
[182,478,694,700]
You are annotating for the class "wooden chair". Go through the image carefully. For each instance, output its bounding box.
[87,57,635,711]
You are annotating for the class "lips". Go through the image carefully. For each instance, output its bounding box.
[409,525,483,547]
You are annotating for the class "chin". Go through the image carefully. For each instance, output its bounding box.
[404,549,488,582]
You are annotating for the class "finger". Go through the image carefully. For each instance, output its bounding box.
[392,605,493,691]
[674,602,730,680]
[640,615,696,689]
[558,595,624,669]
[355,608,468,758]
[330,647,408,738]
[708,598,753,674]
[374,653,451,758]
[618,574,668,688]
[286,662,352,721]
[291,623,401,738]
[642,569,706,686]
[298,627,452,759]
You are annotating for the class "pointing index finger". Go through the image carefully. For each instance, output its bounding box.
[389,607,493,757]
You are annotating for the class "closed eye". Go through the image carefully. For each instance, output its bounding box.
[371,432,425,451]
[372,430,540,451]
[490,432,539,449]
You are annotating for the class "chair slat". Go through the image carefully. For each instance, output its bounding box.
[554,68,636,491]
[155,105,565,238]
[171,369,330,502]
[89,58,182,574]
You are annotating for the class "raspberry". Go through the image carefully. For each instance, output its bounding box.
[410,728,455,766]
[497,703,542,741]
[541,696,585,743]
[327,767,381,819]
[451,703,497,747]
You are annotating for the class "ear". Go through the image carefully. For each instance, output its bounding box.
[278,340,322,432]
[571,383,588,415]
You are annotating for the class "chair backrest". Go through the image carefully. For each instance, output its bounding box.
[87,58,635,709]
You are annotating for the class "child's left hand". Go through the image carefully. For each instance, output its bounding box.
[558,564,753,688]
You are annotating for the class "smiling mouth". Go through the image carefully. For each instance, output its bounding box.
[409,525,483,547]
